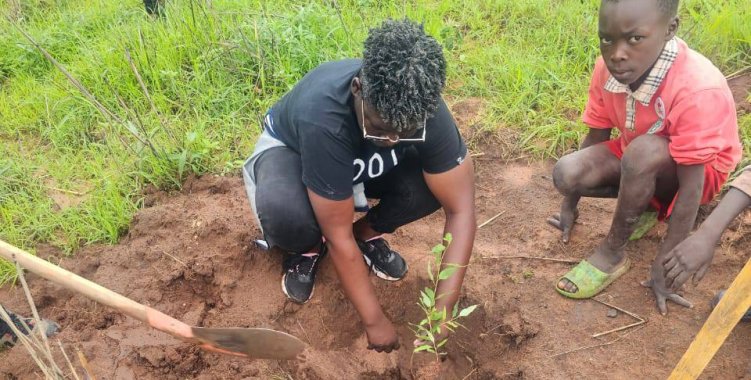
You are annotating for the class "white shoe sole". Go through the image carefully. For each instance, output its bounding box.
[363,255,408,281]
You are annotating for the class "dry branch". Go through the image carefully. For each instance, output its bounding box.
[480,255,578,264]
[478,211,506,229]
[550,325,645,358]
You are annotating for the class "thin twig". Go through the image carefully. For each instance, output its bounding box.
[43,185,87,196]
[549,325,645,358]
[57,340,82,380]
[77,349,98,380]
[16,262,54,360]
[482,323,504,335]
[7,18,123,124]
[160,250,187,267]
[726,66,751,80]
[0,306,54,377]
[592,320,646,338]
[8,17,159,159]
[592,298,645,322]
[470,152,485,158]
[480,255,579,264]
[461,368,478,380]
[478,211,506,229]
[105,76,160,157]
[124,48,177,143]
[330,0,352,47]
[5,177,88,196]
[296,319,312,345]
[590,297,647,338]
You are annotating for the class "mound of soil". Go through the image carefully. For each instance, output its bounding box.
[2,76,750,379]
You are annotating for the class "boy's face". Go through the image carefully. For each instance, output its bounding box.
[599,0,678,86]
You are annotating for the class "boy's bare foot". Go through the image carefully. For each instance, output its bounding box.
[557,243,626,293]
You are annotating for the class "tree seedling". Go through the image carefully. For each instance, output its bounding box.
[412,233,477,359]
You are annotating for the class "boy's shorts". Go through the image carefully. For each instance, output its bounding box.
[603,138,728,220]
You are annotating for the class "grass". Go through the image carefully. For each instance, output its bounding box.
[0,0,749,283]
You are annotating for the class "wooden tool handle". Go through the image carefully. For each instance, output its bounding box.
[668,258,751,379]
[0,240,148,323]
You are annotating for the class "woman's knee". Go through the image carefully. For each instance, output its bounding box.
[257,194,321,253]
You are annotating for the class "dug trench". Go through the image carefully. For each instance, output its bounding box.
[1,74,750,379]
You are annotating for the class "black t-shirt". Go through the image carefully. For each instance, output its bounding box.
[268,59,467,201]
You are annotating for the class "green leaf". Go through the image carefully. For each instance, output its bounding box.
[431,244,445,255]
[425,288,435,299]
[421,291,434,308]
[452,302,459,318]
[458,305,478,318]
[437,338,448,348]
[443,233,453,244]
[414,345,433,353]
[438,266,458,280]
[426,330,435,343]
[427,260,434,282]
[430,310,444,321]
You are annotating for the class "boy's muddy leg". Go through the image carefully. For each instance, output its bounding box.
[558,135,678,293]
[549,143,621,242]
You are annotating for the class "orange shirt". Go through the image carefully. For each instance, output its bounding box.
[583,39,742,173]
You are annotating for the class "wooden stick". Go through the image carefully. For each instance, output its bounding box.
[592,320,645,338]
[550,325,645,358]
[592,298,645,322]
[478,211,506,229]
[668,258,751,379]
[590,297,646,338]
[480,255,578,264]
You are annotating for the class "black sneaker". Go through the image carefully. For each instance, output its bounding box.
[357,237,408,281]
[0,308,59,351]
[281,247,326,304]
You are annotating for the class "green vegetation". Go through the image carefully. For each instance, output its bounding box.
[413,233,476,358]
[1,0,749,282]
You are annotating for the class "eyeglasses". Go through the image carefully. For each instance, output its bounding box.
[361,99,426,143]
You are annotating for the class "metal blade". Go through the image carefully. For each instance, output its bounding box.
[192,327,306,360]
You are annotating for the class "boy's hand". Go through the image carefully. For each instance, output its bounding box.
[547,196,579,243]
[641,264,693,315]
[662,230,716,291]
[365,316,400,353]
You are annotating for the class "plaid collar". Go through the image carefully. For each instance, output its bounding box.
[604,38,679,106]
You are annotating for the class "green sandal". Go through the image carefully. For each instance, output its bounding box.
[556,258,631,299]
[628,211,658,241]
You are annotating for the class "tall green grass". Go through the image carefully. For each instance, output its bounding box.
[0,0,749,282]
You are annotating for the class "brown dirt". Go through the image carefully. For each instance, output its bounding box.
[3,92,751,379]
[729,72,751,114]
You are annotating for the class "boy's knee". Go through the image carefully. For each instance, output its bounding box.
[552,154,583,194]
[621,135,670,175]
